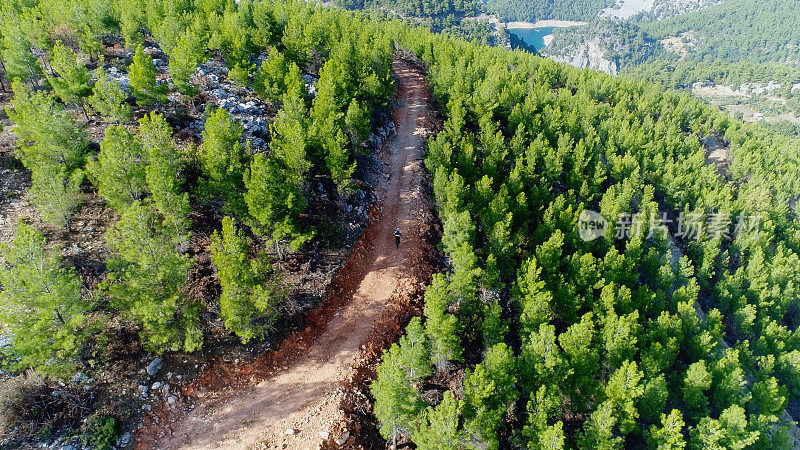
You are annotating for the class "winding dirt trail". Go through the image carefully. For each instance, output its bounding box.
[152,56,435,449]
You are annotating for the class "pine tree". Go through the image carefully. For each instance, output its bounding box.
[77,24,103,62]
[579,401,622,450]
[322,118,352,193]
[88,125,147,212]
[310,63,354,192]
[559,313,600,411]
[245,91,313,249]
[344,98,370,147]
[449,243,482,322]
[104,202,200,353]
[423,274,463,369]
[523,385,565,450]
[244,153,310,251]
[462,343,518,450]
[371,343,425,447]
[128,45,165,106]
[198,106,245,213]
[210,216,283,343]
[89,65,132,123]
[689,405,759,449]
[536,422,566,450]
[602,308,640,369]
[46,41,93,119]
[640,375,669,424]
[0,222,87,378]
[749,376,786,417]
[29,165,84,229]
[604,360,645,436]
[441,209,475,256]
[683,360,712,420]
[398,317,433,383]
[647,410,686,450]
[516,256,553,336]
[0,9,42,87]
[6,80,87,171]
[481,299,508,349]
[519,323,567,392]
[413,392,465,450]
[139,112,190,236]
[169,27,205,95]
[254,49,289,102]
[269,91,310,177]
[117,0,147,46]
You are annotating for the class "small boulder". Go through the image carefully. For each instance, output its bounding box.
[335,431,350,446]
[146,357,163,377]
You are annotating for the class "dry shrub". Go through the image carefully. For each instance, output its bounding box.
[0,374,46,442]
[0,372,92,445]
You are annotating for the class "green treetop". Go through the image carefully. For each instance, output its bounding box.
[89,65,132,123]
[138,112,190,237]
[128,45,165,106]
[210,216,284,343]
[88,124,147,212]
[46,40,93,119]
[104,202,200,353]
[198,106,245,213]
[29,165,84,229]
[6,80,87,172]
[0,222,87,378]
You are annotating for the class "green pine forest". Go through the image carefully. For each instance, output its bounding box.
[0,0,800,447]
[483,0,611,23]
[372,7,800,450]
[543,0,800,135]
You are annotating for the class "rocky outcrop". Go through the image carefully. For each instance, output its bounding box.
[192,60,271,150]
[549,40,618,75]
[652,0,725,20]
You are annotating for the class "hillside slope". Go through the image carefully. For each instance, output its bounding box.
[145,56,436,450]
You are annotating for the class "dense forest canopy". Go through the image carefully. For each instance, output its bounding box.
[1,0,800,447]
[639,0,800,65]
[542,0,800,135]
[371,7,800,450]
[334,0,498,45]
[484,0,612,22]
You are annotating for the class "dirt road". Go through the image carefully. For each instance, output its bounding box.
[152,56,435,449]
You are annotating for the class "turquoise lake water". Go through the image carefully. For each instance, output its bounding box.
[507,27,556,52]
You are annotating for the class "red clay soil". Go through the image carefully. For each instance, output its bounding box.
[136,55,437,450]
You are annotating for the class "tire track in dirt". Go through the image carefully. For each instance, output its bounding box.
[145,55,436,450]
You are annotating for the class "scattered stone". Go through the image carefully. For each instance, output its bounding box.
[151,381,163,390]
[116,432,132,447]
[335,431,349,446]
[146,357,163,377]
[285,428,297,435]
[71,372,87,385]
[317,431,330,439]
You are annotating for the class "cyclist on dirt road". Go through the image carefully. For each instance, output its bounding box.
[395,228,401,249]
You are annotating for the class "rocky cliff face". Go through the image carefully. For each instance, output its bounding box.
[652,0,725,19]
[548,40,618,75]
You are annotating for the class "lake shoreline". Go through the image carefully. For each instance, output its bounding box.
[504,20,587,29]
